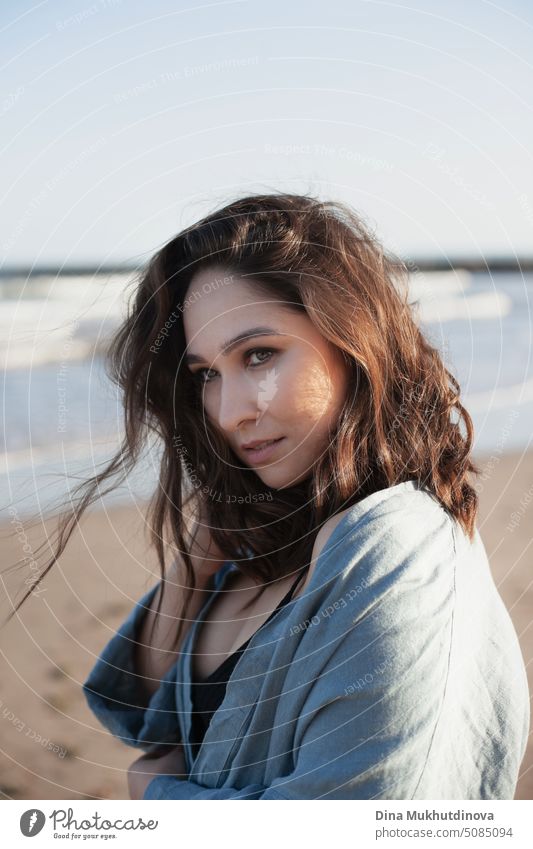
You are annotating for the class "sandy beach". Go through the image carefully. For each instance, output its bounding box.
[0,450,532,800]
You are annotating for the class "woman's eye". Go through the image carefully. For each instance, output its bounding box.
[192,348,275,386]
[247,348,274,367]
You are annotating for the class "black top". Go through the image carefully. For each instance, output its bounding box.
[189,567,308,761]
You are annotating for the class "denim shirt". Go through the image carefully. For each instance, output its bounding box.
[82,480,530,800]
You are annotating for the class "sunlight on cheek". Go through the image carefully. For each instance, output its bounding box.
[290,364,336,418]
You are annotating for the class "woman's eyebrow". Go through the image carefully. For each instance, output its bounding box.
[185,326,285,364]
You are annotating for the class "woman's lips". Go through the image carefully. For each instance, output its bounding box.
[243,437,285,463]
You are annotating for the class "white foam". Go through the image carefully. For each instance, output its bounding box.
[414,290,512,324]
[465,376,533,413]
[1,273,132,370]
[407,269,472,300]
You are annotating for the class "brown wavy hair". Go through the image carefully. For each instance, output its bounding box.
[6,191,480,647]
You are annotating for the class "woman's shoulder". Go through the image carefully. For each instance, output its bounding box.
[296,479,457,600]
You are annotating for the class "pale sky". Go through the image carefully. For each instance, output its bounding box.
[1,0,532,266]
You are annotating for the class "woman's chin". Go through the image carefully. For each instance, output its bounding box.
[256,467,311,490]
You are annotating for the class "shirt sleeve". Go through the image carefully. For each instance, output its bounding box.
[82,582,184,753]
[143,505,457,799]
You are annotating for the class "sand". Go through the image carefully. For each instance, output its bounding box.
[0,450,531,800]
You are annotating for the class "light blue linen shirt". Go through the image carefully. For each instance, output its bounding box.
[83,480,530,799]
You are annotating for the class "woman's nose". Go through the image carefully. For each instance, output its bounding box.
[216,377,260,433]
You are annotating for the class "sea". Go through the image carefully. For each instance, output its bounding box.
[1,268,532,520]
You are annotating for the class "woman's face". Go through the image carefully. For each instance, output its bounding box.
[182,267,350,489]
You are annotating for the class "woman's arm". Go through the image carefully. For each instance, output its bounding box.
[133,502,227,699]
[82,496,228,749]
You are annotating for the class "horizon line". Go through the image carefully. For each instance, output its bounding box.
[2,255,533,277]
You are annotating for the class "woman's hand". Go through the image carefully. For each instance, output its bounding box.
[127,744,188,799]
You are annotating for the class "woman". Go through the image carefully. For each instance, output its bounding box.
[18,193,530,799]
